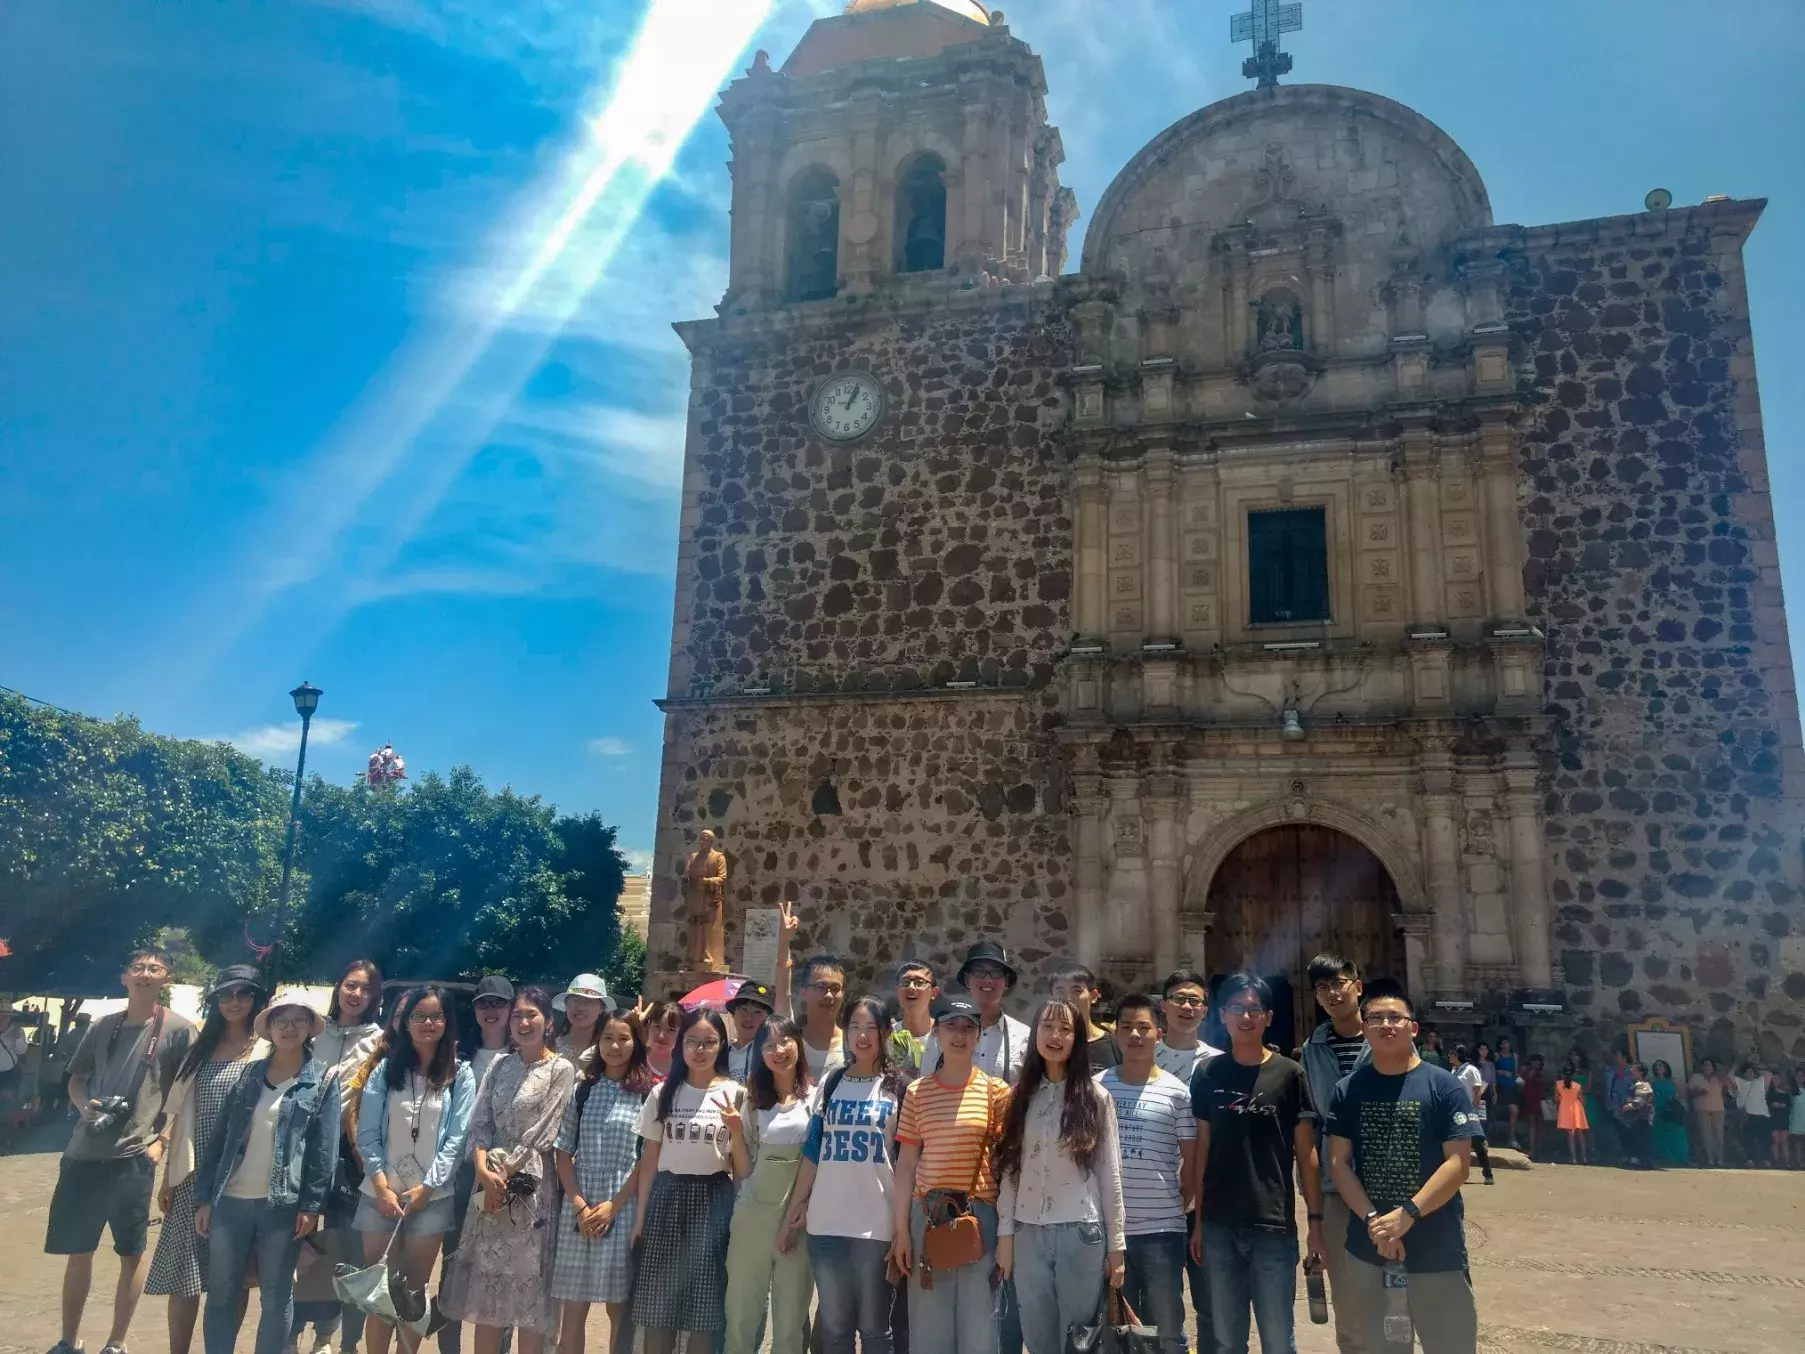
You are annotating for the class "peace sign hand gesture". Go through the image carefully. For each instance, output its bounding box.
[717,1090,744,1143]
[777,896,799,940]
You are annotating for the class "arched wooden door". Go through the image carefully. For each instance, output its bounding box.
[1206,825,1404,1051]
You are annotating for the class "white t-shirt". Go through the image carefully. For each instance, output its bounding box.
[921,1013,1030,1085]
[802,1031,845,1082]
[635,1079,746,1175]
[471,1044,507,1090]
[753,1099,813,1152]
[1153,1040,1222,1088]
[1732,1076,1770,1117]
[226,1077,296,1199]
[1456,1062,1488,1121]
[805,1073,900,1241]
[727,1039,760,1085]
[0,1023,30,1074]
[1096,1067,1195,1236]
[365,1076,448,1197]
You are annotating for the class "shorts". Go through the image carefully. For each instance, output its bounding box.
[352,1190,455,1237]
[45,1155,156,1257]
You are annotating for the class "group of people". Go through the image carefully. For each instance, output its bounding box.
[37,936,1506,1354]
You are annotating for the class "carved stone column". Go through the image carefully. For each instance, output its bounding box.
[1503,746,1554,987]
[1144,448,1177,643]
[1399,913,1432,1003]
[1477,410,1527,622]
[1401,419,1443,628]
[957,92,988,272]
[1420,747,1467,996]
[727,115,778,304]
[1075,457,1107,638]
[1145,754,1183,981]
[1304,227,1336,353]
[840,98,883,295]
[1070,744,1107,970]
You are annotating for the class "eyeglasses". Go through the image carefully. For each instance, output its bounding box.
[408,1011,447,1026]
[126,963,169,976]
[966,966,1008,982]
[684,1038,721,1053]
[898,977,935,990]
[1364,1012,1414,1027]
[1165,994,1205,1008]
[1224,1004,1266,1019]
[1313,977,1357,994]
[807,982,845,997]
[270,1014,314,1032]
[216,987,256,1001]
[474,999,510,1011]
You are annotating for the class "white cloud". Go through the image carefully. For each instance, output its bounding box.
[623,847,654,875]
[587,735,631,757]
[225,717,360,758]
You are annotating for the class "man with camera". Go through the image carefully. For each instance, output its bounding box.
[44,946,196,1354]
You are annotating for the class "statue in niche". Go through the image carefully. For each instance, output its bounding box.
[682,828,731,973]
[1256,293,1304,353]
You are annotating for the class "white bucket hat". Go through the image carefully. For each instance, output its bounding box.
[552,973,614,1013]
[253,985,327,1041]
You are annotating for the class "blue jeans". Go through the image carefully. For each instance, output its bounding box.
[1123,1232,1188,1354]
[1184,1211,1216,1354]
[809,1234,893,1354]
[206,1196,303,1354]
[1011,1221,1105,1354]
[1200,1224,1297,1354]
[907,1198,999,1354]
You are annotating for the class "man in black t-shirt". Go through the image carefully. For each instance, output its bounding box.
[1187,973,1324,1354]
[1326,985,1483,1354]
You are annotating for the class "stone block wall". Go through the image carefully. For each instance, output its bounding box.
[1507,203,1805,1061]
[672,291,1073,698]
[650,691,1072,995]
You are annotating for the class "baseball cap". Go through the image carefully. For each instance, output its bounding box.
[473,975,514,1004]
[931,995,982,1026]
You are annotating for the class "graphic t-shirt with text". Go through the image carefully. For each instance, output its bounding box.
[1325,1061,1482,1273]
[804,1073,902,1240]
[634,1079,746,1175]
[1190,1052,1315,1234]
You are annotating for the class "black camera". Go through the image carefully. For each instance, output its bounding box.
[89,1095,133,1138]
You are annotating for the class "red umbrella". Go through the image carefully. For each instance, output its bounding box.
[679,975,746,1011]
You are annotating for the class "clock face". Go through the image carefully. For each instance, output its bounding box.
[810,372,885,442]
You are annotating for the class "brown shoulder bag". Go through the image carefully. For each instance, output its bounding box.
[919,1082,993,1288]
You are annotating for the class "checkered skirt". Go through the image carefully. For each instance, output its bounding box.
[146,1054,257,1298]
[627,1171,734,1334]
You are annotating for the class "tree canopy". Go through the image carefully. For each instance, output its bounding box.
[0,690,638,996]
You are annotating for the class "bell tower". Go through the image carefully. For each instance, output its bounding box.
[715,0,1075,309]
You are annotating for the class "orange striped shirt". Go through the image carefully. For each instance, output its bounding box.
[896,1068,1008,1201]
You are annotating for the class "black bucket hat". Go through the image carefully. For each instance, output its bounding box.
[205,964,266,1003]
[955,940,1018,988]
[726,980,776,1014]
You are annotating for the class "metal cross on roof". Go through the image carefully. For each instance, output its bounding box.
[1231,0,1303,89]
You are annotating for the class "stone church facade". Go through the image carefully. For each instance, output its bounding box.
[648,0,1803,1058]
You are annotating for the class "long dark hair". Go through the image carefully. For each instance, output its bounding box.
[994,1000,1102,1182]
[327,959,383,1024]
[831,995,910,1104]
[384,985,459,1090]
[749,1017,813,1112]
[654,1008,730,1123]
[175,984,269,1083]
[583,1012,656,1100]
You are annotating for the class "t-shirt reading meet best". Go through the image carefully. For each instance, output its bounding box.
[1191,1051,1315,1234]
[634,1079,746,1175]
[804,1072,902,1240]
[1325,1061,1483,1273]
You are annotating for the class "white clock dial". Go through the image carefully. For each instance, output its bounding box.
[810,372,885,442]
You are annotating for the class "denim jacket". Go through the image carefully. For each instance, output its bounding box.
[1300,1023,1372,1196]
[356,1059,476,1192]
[193,1057,342,1213]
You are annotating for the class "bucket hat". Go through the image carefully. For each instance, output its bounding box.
[253,985,327,1040]
[205,964,267,1003]
[552,973,615,1014]
[955,940,1018,988]
[725,980,775,1014]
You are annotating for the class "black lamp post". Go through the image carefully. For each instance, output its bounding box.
[269,681,322,985]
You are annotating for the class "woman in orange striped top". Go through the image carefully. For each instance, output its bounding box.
[889,995,1011,1354]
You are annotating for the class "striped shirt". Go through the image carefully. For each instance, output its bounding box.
[1097,1067,1195,1236]
[896,1068,1008,1201]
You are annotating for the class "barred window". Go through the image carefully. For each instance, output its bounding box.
[1248,507,1329,624]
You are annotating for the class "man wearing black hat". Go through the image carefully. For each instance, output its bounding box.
[921,941,1030,1086]
[724,981,776,1084]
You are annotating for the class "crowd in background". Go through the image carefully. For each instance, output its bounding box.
[14,932,1805,1354]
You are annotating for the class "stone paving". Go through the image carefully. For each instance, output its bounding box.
[0,1144,1799,1354]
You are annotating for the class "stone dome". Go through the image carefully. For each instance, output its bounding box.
[845,0,990,21]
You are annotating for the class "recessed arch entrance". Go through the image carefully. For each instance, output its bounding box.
[1204,824,1405,1052]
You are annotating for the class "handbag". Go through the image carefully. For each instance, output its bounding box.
[1066,1290,1158,1354]
[334,1217,434,1338]
[919,1094,993,1289]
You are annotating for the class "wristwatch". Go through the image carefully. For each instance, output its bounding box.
[1401,1199,1422,1220]
[1363,1208,1380,1223]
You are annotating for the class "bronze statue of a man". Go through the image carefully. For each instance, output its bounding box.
[683,829,730,973]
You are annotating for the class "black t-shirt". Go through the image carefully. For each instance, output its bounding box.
[1088,1033,1121,1072]
[1325,1061,1483,1273]
[1190,1051,1314,1233]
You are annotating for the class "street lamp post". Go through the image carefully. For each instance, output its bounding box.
[270,681,322,986]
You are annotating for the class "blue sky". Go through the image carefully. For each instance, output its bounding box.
[3,0,1802,874]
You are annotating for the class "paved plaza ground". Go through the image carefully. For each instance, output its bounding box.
[0,1142,1799,1354]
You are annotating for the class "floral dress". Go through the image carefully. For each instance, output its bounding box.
[549,1076,647,1304]
[147,1051,259,1297]
[437,1052,576,1334]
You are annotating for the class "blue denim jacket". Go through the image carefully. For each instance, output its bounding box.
[356,1059,475,1192]
[194,1057,342,1213]
[1300,1023,1373,1196]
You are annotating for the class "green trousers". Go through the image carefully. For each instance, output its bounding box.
[722,1148,812,1354]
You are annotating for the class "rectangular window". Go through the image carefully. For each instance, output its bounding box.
[1247,507,1330,624]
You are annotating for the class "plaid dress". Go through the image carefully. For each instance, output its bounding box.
[146,1052,259,1297]
[548,1077,645,1303]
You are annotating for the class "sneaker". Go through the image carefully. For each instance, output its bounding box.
[99,1343,128,1354]
[46,1342,84,1354]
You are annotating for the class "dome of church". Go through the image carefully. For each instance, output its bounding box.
[845,0,990,22]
